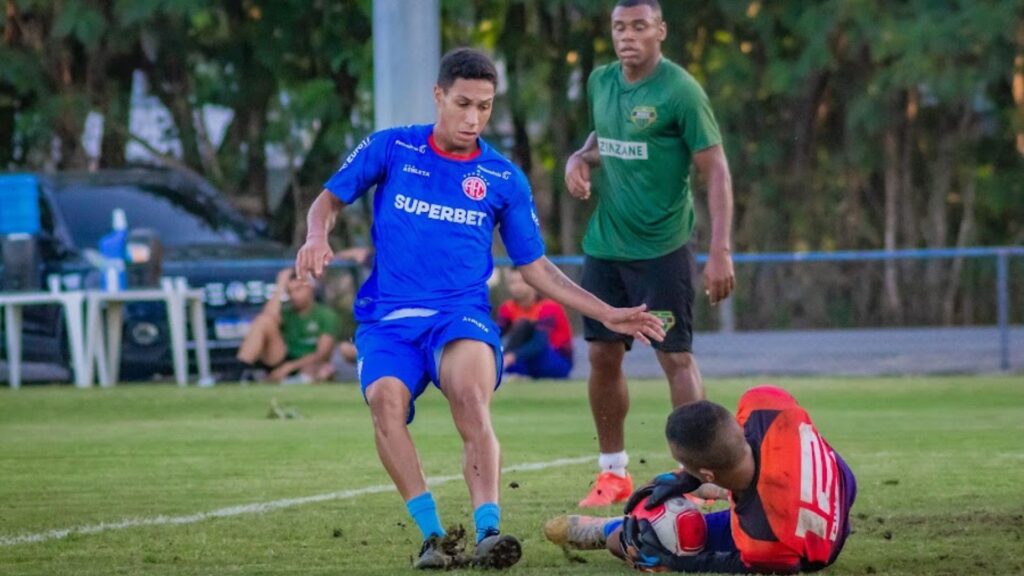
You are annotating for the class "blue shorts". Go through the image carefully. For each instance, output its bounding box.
[703,510,737,553]
[355,309,503,423]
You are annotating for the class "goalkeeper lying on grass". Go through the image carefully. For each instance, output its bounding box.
[545,386,857,574]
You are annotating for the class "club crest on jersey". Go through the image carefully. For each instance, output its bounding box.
[462,175,488,200]
[630,106,657,129]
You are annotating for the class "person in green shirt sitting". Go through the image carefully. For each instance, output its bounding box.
[237,268,338,383]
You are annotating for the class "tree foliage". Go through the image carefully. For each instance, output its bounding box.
[2,0,1022,325]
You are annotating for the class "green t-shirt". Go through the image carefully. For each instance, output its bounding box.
[282,303,338,359]
[583,58,722,260]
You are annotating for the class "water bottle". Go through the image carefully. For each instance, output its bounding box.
[98,208,128,292]
[0,174,41,235]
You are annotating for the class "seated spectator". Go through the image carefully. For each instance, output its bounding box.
[497,268,574,379]
[237,268,338,383]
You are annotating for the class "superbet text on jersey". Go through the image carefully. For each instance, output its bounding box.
[323,124,545,322]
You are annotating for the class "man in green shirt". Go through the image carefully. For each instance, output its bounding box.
[237,268,338,383]
[565,0,736,507]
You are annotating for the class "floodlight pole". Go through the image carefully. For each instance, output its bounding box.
[373,0,441,130]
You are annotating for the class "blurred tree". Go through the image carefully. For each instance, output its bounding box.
[2,0,1022,327]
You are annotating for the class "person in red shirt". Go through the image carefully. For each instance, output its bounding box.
[497,269,574,379]
[616,385,857,573]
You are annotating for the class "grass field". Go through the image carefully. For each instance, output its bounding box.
[1,376,1022,575]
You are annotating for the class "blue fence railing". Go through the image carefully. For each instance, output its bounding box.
[554,247,1022,371]
[166,246,1023,371]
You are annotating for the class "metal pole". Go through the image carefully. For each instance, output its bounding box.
[997,250,1009,371]
[373,0,440,130]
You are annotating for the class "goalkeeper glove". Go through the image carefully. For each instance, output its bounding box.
[623,471,702,515]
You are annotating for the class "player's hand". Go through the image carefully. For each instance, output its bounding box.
[565,153,592,200]
[624,471,701,515]
[295,235,334,280]
[620,516,674,573]
[702,247,735,306]
[601,304,665,345]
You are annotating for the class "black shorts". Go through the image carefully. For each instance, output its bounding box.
[581,244,696,353]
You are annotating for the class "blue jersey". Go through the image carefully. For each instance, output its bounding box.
[324,124,545,322]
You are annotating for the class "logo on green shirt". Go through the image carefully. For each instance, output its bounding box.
[630,106,658,129]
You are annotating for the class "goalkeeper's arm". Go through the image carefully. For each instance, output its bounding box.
[620,517,801,574]
[659,550,802,575]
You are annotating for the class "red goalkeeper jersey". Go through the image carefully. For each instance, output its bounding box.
[730,385,853,573]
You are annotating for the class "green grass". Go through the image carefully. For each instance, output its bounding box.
[1,376,1022,575]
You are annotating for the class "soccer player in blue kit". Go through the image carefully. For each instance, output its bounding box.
[295,48,666,570]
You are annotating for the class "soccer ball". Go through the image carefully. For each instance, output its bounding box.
[629,496,707,556]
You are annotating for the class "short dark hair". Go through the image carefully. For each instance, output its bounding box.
[665,400,745,471]
[615,0,662,12]
[437,48,498,90]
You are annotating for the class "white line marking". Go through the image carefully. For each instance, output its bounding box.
[0,456,592,547]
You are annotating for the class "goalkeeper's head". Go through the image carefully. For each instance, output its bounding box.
[665,400,752,491]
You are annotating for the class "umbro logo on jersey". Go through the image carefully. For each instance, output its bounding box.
[395,139,427,153]
[477,165,512,180]
[462,175,488,200]
[403,164,431,177]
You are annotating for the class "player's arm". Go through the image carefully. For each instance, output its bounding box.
[692,144,735,305]
[653,551,799,574]
[296,190,347,280]
[260,268,293,322]
[517,256,665,344]
[658,551,751,574]
[620,516,750,573]
[694,482,731,501]
[652,550,753,574]
[565,132,600,200]
[621,517,797,574]
[298,130,389,280]
[570,131,600,166]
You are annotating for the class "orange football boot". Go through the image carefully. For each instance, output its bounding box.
[578,471,634,507]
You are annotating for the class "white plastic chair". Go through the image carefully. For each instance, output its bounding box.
[84,277,211,387]
[1,276,88,389]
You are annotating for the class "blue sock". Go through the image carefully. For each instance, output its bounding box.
[473,502,501,543]
[603,518,625,539]
[406,492,445,541]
